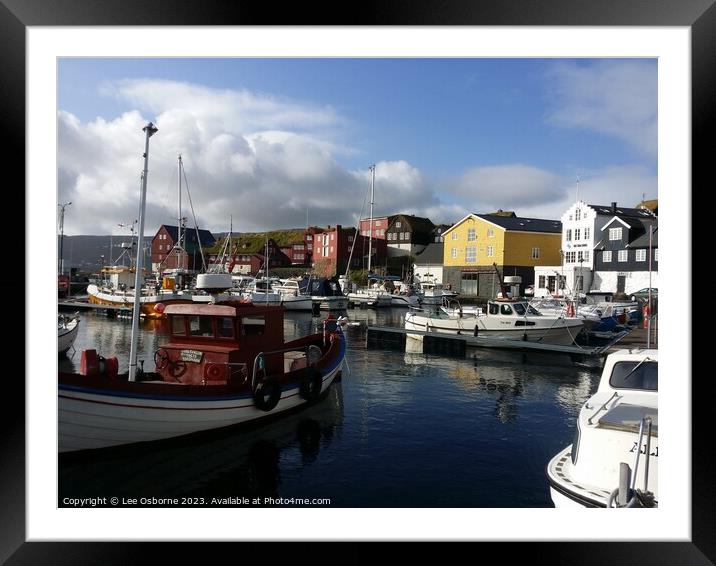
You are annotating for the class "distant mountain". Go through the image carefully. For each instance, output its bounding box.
[59,235,152,274]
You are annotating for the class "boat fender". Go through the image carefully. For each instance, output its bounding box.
[473,325,479,337]
[97,355,119,379]
[253,378,282,412]
[80,349,99,376]
[299,367,323,401]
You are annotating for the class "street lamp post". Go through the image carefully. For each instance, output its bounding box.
[58,202,72,274]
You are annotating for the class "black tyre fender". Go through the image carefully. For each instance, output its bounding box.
[299,367,323,401]
[253,377,282,412]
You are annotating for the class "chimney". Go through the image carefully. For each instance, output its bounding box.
[611,202,617,214]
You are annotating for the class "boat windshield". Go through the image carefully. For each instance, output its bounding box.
[511,302,541,316]
[609,360,658,391]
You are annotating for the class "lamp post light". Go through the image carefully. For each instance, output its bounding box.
[58,202,72,274]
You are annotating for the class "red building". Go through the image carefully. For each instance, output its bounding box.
[359,216,395,240]
[151,225,216,273]
[312,225,387,277]
[205,236,291,275]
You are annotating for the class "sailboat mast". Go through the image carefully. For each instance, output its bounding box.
[128,122,158,382]
[367,164,375,273]
[177,154,183,267]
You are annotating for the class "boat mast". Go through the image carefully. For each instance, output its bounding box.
[367,164,375,274]
[176,154,185,270]
[128,122,158,382]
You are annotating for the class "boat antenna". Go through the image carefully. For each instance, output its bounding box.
[367,164,375,275]
[128,121,158,382]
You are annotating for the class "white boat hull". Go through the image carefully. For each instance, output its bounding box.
[405,313,583,345]
[58,318,80,354]
[59,347,344,453]
[280,295,314,311]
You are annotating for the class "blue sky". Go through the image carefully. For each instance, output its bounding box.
[58,58,657,235]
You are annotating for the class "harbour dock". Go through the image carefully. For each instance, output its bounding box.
[366,323,652,362]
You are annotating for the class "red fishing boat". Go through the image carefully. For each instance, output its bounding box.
[59,302,345,453]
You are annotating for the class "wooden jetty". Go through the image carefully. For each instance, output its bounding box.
[58,299,132,317]
[366,325,634,360]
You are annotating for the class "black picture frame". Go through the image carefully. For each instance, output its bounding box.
[4,1,708,563]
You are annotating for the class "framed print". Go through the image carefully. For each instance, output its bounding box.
[4,0,710,563]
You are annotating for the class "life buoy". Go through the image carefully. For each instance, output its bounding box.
[204,363,226,382]
[154,348,170,370]
[299,367,323,401]
[253,377,282,412]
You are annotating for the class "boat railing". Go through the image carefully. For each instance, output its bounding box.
[251,344,323,391]
[587,391,620,425]
[608,416,656,508]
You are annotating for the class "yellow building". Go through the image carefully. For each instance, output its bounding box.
[442,212,562,297]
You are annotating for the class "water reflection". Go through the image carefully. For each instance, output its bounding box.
[59,384,344,506]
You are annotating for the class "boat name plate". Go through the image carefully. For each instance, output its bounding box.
[180,350,204,363]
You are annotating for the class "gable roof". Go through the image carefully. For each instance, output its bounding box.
[630,220,658,247]
[413,243,444,265]
[476,214,562,233]
[388,214,435,234]
[160,225,215,246]
[588,204,655,219]
[600,216,641,231]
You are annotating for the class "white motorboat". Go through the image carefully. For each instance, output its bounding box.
[272,279,314,311]
[405,297,584,345]
[58,313,80,355]
[529,297,602,331]
[546,349,658,507]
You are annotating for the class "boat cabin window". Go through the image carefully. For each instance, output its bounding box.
[217,317,235,339]
[500,304,513,315]
[189,315,214,337]
[526,304,541,315]
[489,303,499,315]
[171,315,186,335]
[609,360,658,391]
[241,316,265,337]
[512,303,526,315]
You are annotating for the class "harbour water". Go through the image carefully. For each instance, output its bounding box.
[58,308,601,507]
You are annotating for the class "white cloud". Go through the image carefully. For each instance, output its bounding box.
[544,60,657,158]
[452,164,565,208]
[58,80,440,235]
[443,163,656,221]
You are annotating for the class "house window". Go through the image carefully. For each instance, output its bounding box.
[306,235,312,241]
[636,249,647,262]
[538,275,546,288]
[566,251,576,263]
[603,251,612,262]
[451,247,458,259]
[575,208,581,221]
[584,227,591,240]
[486,246,494,257]
[574,228,581,241]
[532,247,540,259]
[618,250,628,262]
[403,232,409,241]
[577,251,584,262]
[487,229,494,238]
[466,246,476,262]
[583,250,590,262]
[467,228,476,241]
[566,229,572,242]
[322,246,328,257]
[452,232,458,240]
[330,246,334,253]
[348,235,354,242]
[399,232,404,241]
[655,249,658,262]
[395,221,402,228]
[609,227,622,240]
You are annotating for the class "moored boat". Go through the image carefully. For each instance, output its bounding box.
[546,349,658,507]
[59,303,345,453]
[58,313,80,355]
[405,297,584,345]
